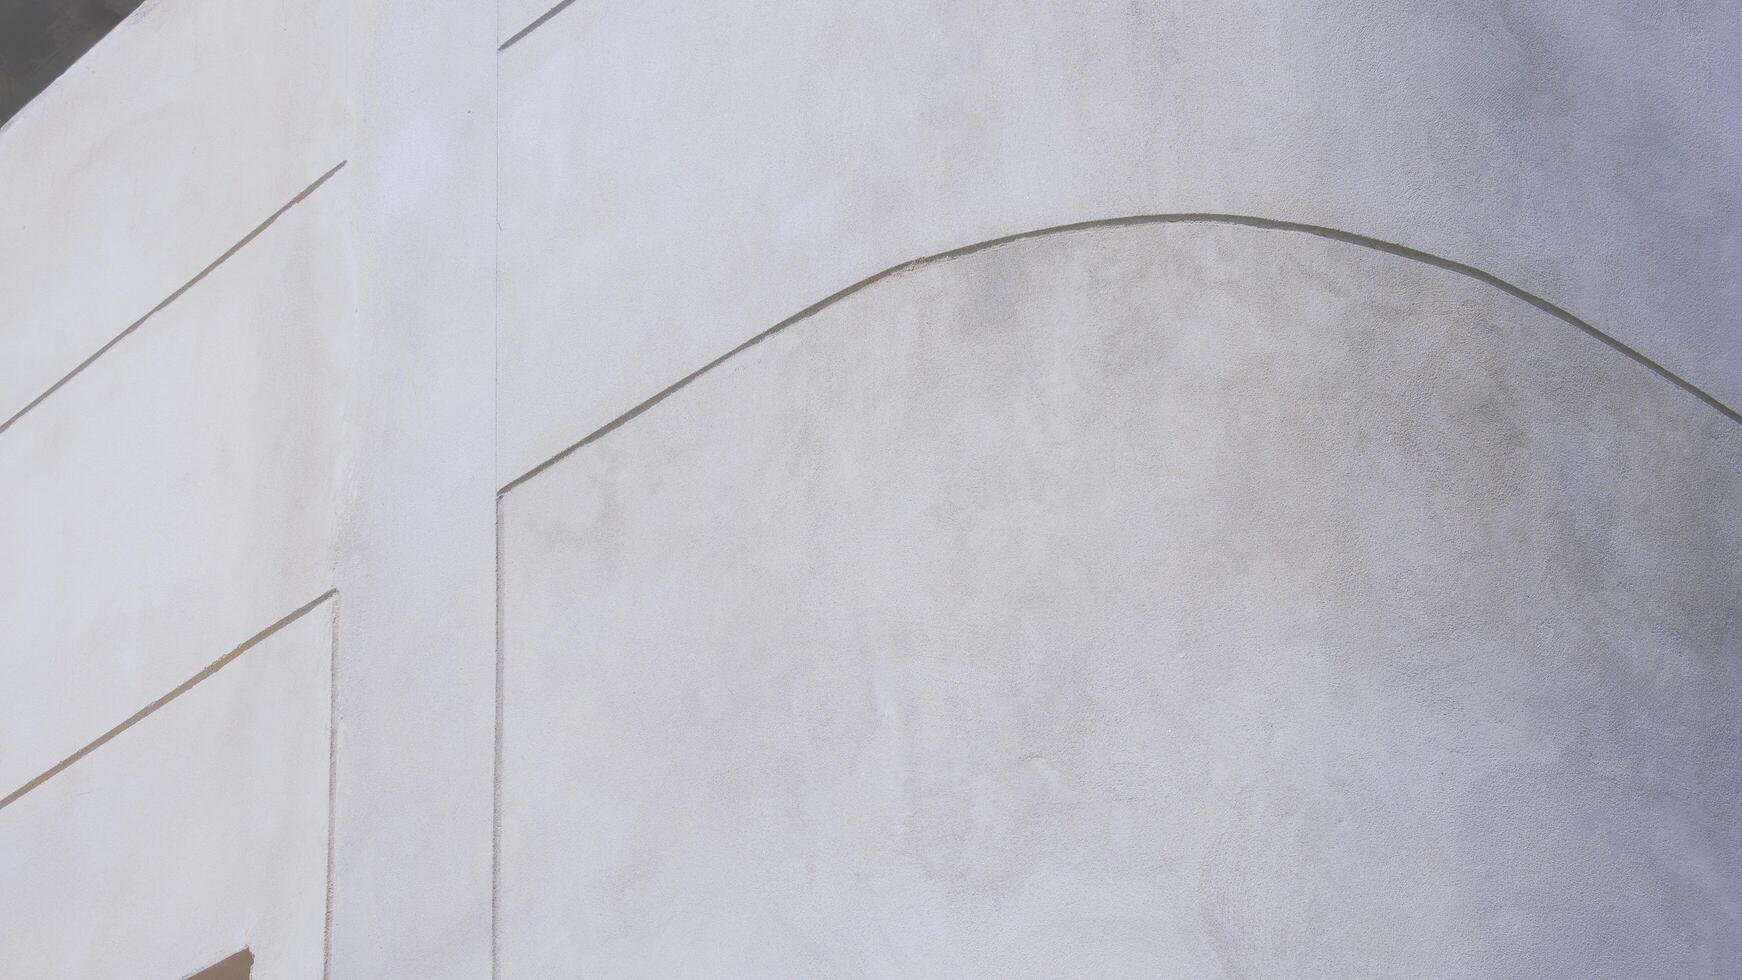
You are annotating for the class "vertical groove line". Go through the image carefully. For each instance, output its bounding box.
[491,0,505,971]
[323,593,340,980]
[492,497,506,979]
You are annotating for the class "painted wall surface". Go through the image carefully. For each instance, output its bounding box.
[1,0,1739,977]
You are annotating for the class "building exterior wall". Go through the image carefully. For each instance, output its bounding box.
[1,1,1738,977]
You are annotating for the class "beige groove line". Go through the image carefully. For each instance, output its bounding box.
[500,0,579,50]
[0,588,338,812]
[0,160,347,438]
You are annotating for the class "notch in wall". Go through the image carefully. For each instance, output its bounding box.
[184,948,252,980]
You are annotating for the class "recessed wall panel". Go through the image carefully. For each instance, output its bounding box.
[499,223,1742,976]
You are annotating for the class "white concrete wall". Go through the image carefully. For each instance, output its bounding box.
[3,0,1739,977]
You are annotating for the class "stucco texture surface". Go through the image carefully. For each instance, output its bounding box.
[499,222,1742,978]
[0,605,332,980]
[497,0,1742,484]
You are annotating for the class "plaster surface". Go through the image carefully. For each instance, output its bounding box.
[497,0,1742,484]
[0,189,351,796]
[499,222,1742,978]
[0,603,332,980]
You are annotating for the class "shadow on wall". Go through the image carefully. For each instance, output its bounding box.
[0,0,145,126]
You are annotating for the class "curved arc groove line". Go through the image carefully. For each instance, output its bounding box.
[498,212,1740,498]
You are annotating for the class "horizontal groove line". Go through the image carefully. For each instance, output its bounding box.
[500,0,578,50]
[0,589,338,813]
[0,160,348,438]
[497,212,1741,498]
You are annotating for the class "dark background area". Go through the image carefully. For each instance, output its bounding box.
[1,0,146,127]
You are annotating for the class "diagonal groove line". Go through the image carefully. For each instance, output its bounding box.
[497,212,1742,498]
[0,160,348,438]
[499,0,578,50]
[0,589,337,812]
